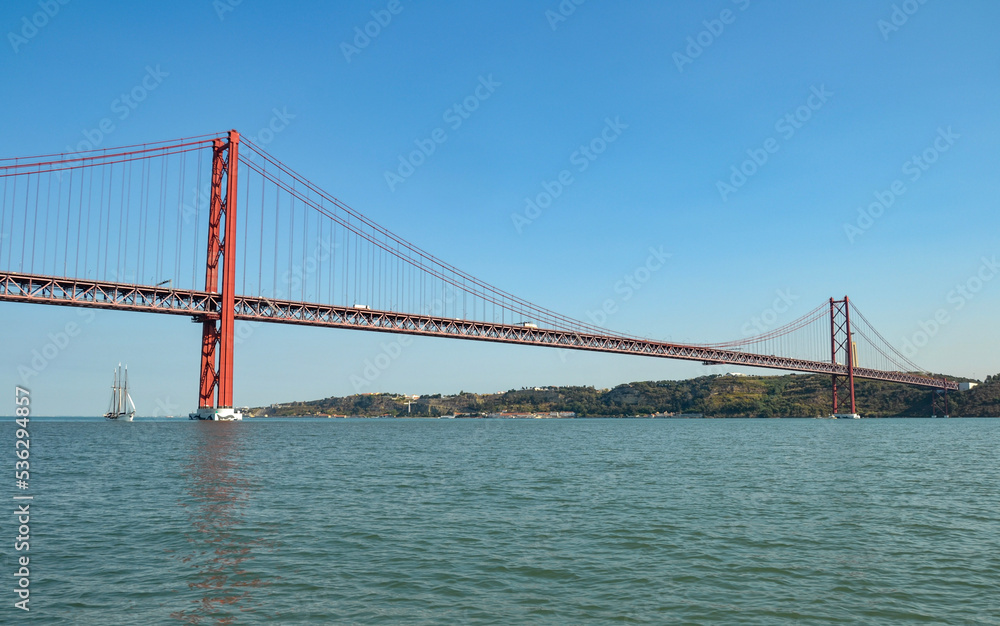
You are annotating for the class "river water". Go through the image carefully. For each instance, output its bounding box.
[7,417,1000,623]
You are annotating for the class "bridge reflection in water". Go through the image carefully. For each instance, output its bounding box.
[172,422,273,623]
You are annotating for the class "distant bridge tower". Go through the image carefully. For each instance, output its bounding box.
[830,296,857,417]
[931,388,950,418]
[191,130,240,421]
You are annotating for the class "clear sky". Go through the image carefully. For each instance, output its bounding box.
[2,0,998,416]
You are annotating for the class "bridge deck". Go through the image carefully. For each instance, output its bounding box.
[0,271,957,391]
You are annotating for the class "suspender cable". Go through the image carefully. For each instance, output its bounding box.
[241,154,250,296]
[176,152,185,286]
[136,156,147,283]
[82,163,95,276]
[156,155,166,282]
[272,173,279,298]
[298,186,304,300]
[0,159,8,269]
[53,166,64,276]
[259,160,265,298]
[28,172,39,272]
[38,174,52,274]
[119,160,128,281]
[96,164,107,279]
[192,148,202,289]
[288,190,294,299]
[64,168,73,277]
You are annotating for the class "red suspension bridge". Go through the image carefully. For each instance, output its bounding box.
[0,131,956,419]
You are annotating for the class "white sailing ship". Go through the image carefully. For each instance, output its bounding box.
[103,363,136,421]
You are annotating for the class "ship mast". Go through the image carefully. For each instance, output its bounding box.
[118,363,124,415]
[124,365,135,416]
[108,368,118,416]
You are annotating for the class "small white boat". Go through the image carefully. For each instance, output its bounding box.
[103,363,136,422]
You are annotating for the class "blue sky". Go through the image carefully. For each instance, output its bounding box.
[2,0,998,415]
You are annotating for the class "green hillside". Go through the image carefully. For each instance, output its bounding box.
[251,372,1000,418]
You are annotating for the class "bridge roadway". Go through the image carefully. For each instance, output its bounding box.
[0,271,957,391]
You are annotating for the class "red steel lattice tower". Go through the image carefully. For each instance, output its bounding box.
[829,296,857,416]
[195,130,240,418]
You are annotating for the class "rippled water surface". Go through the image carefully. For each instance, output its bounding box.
[9,417,1000,623]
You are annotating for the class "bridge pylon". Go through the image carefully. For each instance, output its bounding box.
[931,387,950,417]
[830,296,858,417]
[190,130,241,421]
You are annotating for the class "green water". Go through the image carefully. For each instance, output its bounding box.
[6,418,1000,623]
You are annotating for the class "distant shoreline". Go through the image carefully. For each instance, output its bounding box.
[247,372,999,419]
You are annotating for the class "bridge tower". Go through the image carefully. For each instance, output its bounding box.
[829,296,858,417]
[191,130,240,421]
[931,388,949,417]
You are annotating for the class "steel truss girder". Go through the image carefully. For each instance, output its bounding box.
[0,271,958,392]
[0,272,214,315]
